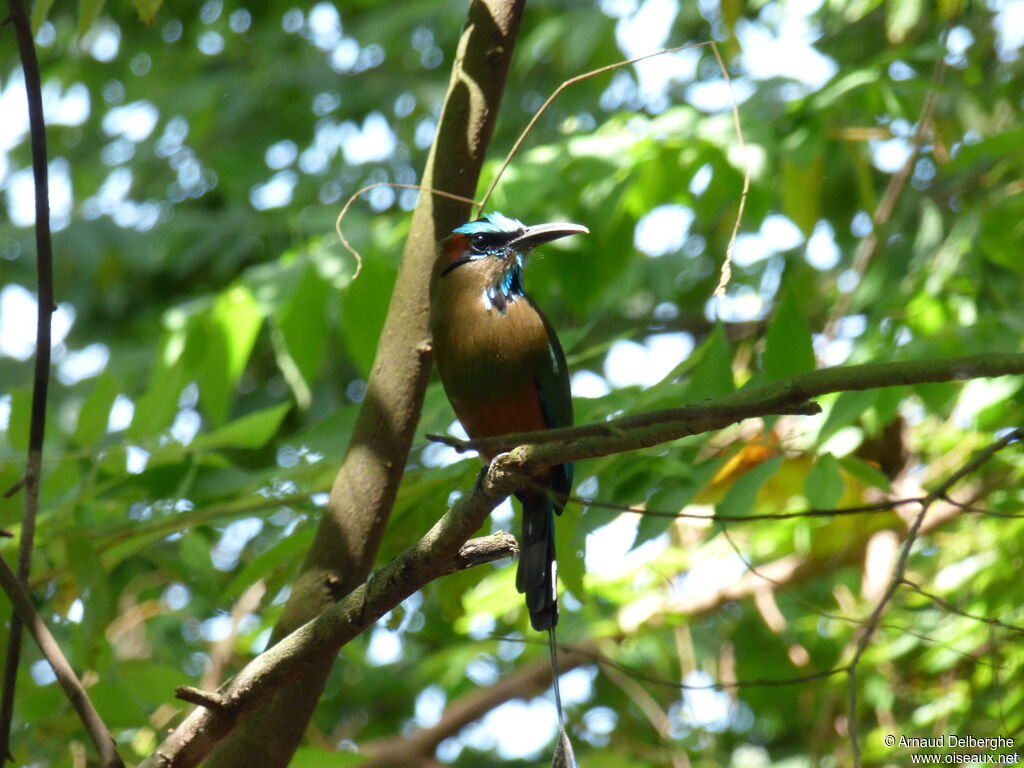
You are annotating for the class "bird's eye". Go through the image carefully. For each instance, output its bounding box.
[469,234,488,253]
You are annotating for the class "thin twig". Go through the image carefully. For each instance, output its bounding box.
[570,493,919,523]
[474,40,749,298]
[426,353,1024,459]
[137,455,537,768]
[989,626,1009,734]
[334,183,480,279]
[900,579,1024,636]
[493,634,847,691]
[575,643,847,691]
[2,476,27,498]
[714,520,1003,670]
[174,687,230,712]
[824,57,947,338]
[708,40,748,299]
[845,428,1022,767]
[937,494,1024,518]
[0,555,123,767]
[1,0,56,759]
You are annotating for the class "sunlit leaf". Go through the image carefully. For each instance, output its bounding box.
[339,256,395,377]
[817,389,877,445]
[191,402,291,451]
[78,0,106,35]
[72,372,118,447]
[839,455,892,493]
[30,0,57,33]
[6,388,31,451]
[682,322,735,401]
[716,456,784,519]
[197,284,264,425]
[804,454,844,509]
[763,282,815,381]
[134,0,161,24]
[274,263,330,408]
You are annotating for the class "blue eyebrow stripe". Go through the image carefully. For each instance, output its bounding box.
[453,212,524,235]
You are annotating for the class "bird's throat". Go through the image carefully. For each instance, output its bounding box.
[481,264,524,314]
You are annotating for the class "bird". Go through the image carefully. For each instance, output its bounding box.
[430,211,588,631]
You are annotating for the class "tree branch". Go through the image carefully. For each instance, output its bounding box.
[144,353,1022,766]
[824,55,947,338]
[203,2,527,766]
[138,526,526,768]
[141,420,1011,767]
[845,428,1022,767]
[360,643,593,767]
[0,555,122,767]
[430,352,1024,465]
[1,0,57,760]
[340,419,1013,765]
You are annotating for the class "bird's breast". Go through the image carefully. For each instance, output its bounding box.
[431,274,555,439]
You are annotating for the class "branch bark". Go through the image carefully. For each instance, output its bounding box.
[139,530,521,768]
[355,473,994,765]
[845,429,1022,766]
[359,450,1011,767]
[202,2,526,766]
[432,353,1024,466]
[141,352,1020,766]
[1,0,59,761]
[0,556,122,767]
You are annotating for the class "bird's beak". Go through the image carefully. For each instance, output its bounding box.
[508,222,589,251]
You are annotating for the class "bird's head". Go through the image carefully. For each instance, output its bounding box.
[436,212,588,283]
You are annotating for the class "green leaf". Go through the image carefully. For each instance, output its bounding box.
[191,402,291,451]
[780,156,823,237]
[636,456,724,547]
[0,464,21,528]
[31,0,58,33]
[716,456,784,518]
[273,264,330,408]
[78,0,105,35]
[72,373,118,447]
[178,529,215,587]
[6,388,31,451]
[817,389,878,445]
[196,284,263,425]
[886,0,922,42]
[839,455,892,493]
[128,358,185,441]
[66,535,112,655]
[223,525,313,599]
[340,257,395,377]
[114,661,183,708]
[555,502,585,599]
[763,282,815,381]
[804,454,845,509]
[291,748,368,767]
[683,323,735,401]
[289,406,359,457]
[134,0,161,24]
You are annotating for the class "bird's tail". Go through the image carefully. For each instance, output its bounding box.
[515,487,558,631]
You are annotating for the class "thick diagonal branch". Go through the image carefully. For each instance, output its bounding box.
[202,2,526,766]
[139,474,526,768]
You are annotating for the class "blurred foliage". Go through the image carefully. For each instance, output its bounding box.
[2,0,1024,766]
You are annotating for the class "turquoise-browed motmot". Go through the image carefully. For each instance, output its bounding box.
[431,212,588,631]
